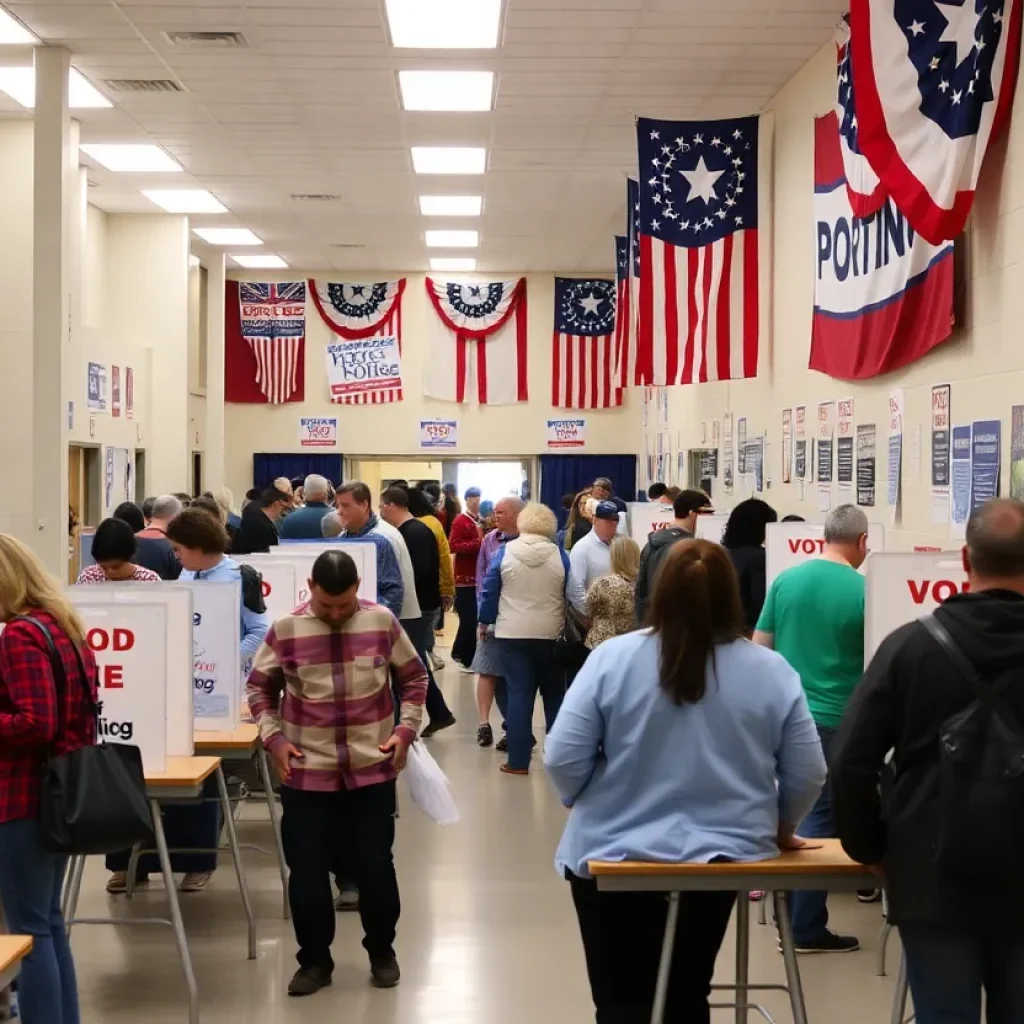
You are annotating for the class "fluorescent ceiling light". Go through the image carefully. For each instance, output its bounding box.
[419,195,482,216]
[80,144,181,173]
[386,0,501,48]
[430,257,477,272]
[426,229,478,248]
[142,189,227,214]
[193,227,262,245]
[231,254,288,269]
[399,70,494,111]
[0,9,38,44]
[411,146,486,175]
[0,67,111,108]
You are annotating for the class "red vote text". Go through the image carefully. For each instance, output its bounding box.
[907,580,970,605]
[85,627,134,689]
[787,538,826,555]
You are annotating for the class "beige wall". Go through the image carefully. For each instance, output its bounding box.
[642,41,1024,551]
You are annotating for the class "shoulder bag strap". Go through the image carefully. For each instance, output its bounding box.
[8,614,97,714]
[920,614,1024,736]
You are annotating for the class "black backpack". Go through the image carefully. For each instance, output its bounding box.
[921,614,1024,878]
[238,564,267,615]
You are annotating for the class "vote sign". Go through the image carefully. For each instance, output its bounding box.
[299,417,338,448]
[265,540,378,606]
[765,521,886,586]
[546,419,586,448]
[325,335,402,398]
[420,419,457,449]
[627,502,675,545]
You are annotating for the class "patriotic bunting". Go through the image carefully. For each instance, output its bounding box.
[227,282,306,404]
[552,277,622,409]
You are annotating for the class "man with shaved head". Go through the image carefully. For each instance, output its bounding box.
[833,498,1024,1019]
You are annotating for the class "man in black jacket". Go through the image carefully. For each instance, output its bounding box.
[233,485,291,554]
[832,498,1024,1021]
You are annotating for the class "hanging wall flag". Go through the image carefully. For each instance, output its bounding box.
[615,178,642,390]
[424,279,528,405]
[810,112,954,380]
[309,279,405,404]
[851,0,1022,244]
[552,277,621,409]
[613,234,633,393]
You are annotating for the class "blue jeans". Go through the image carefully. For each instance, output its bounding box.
[900,923,1024,1023]
[401,614,453,725]
[0,818,80,1024]
[790,724,836,944]
[495,638,564,770]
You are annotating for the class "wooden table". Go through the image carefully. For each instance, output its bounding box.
[590,840,875,1024]
[0,936,31,992]
[193,725,289,920]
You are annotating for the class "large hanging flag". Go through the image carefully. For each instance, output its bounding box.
[851,0,1022,244]
[424,279,528,404]
[225,281,305,404]
[636,115,761,385]
[552,277,622,409]
[810,111,954,379]
[615,178,642,389]
[613,236,632,393]
[309,279,405,404]
[835,16,886,218]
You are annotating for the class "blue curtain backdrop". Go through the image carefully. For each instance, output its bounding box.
[540,455,638,526]
[253,454,343,491]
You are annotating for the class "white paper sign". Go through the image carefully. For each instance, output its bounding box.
[420,419,457,450]
[247,558,298,624]
[865,552,969,660]
[765,521,886,586]
[299,417,338,448]
[627,501,675,545]
[546,418,586,448]
[695,513,730,545]
[267,540,378,605]
[325,335,402,399]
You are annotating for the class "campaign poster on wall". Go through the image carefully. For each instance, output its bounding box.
[111,366,121,418]
[325,335,402,400]
[299,417,338,447]
[816,402,834,482]
[1011,406,1024,499]
[950,425,972,537]
[837,397,855,490]
[125,367,135,420]
[856,423,877,506]
[970,420,1001,514]
[420,419,457,450]
[546,419,586,448]
[782,409,793,483]
[887,390,904,520]
[87,362,108,412]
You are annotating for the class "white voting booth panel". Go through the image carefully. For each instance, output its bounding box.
[628,502,674,545]
[865,552,969,661]
[247,558,298,625]
[765,521,886,586]
[695,513,730,545]
[272,540,378,604]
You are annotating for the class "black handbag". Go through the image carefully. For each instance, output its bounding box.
[10,616,154,855]
[553,610,589,670]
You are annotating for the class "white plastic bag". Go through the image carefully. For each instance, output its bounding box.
[403,741,460,825]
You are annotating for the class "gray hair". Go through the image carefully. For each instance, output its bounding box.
[496,496,524,515]
[303,474,330,501]
[824,504,868,544]
[321,509,343,538]
[517,501,558,539]
[967,498,1024,576]
[151,494,183,521]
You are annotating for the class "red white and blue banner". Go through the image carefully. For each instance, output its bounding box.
[552,277,622,409]
[615,179,641,389]
[636,115,761,385]
[424,278,528,404]
[309,279,405,404]
[613,235,632,392]
[810,111,954,381]
[851,0,1021,244]
[232,282,305,404]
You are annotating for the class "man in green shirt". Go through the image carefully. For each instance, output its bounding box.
[754,504,868,954]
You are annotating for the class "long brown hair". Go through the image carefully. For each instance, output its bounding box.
[647,539,746,705]
[563,486,593,551]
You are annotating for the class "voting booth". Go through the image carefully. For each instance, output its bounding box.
[765,520,886,586]
[628,502,675,545]
[695,513,730,545]
[865,551,969,660]
[269,539,378,604]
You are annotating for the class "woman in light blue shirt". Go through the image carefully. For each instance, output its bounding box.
[545,538,826,1023]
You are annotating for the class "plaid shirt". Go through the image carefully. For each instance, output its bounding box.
[246,600,426,792]
[0,610,98,823]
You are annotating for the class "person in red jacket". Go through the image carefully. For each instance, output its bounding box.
[449,487,483,670]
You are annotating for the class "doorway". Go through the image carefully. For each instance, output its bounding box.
[134,449,147,504]
[68,443,102,581]
[192,452,203,497]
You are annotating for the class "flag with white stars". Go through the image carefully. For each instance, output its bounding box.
[635,115,761,386]
[232,282,306,404]
[310,279,406,404]
[614,235,634,396]
[615,178,642,390]
[552,277,622,409]
[850,0,1021,243]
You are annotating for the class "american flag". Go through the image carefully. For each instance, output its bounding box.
[615,178,641,389]
[636,115,760,385]
[613,235,631,395]
[552,277,622,409]
[239,282,305,404]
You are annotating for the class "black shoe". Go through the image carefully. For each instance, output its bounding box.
[856,888,882,903]
[495,734,507,752]
[288,965,333,996]
[791,931,860,954]
[422,715,456,738]
[370,955,401,988]
[477,723,494,747]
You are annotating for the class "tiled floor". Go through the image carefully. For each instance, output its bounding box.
[69,649,906,1023]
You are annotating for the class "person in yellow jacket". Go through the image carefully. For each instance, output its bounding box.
[408,486,454,671]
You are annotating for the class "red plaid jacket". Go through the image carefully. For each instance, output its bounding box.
[0,610,98,823]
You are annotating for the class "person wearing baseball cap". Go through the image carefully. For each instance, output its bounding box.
[566,500,622,622]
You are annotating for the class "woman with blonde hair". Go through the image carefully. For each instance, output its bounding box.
[584,536,641,649]
[0,534,97,1024]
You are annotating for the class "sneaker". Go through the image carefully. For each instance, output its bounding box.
[495,734,507,752]
[857,889,882,903]
[180,871,214,893]
[789,931,861,954]
[428,651,445,671]
[421,715,456,738]
[288,965,333,997]
[500,764,529,776]
[477,723,494,747]
[459,664,474,675]
[335,888,360,912]
[370,955,401,989]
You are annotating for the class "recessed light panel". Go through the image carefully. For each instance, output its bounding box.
[411,146,486,175]
[399,70,493,111]
[425,230,479,248]
[231,254,288,269]
[386,0,501,49]
[0,9,38,44]
[0,67,111,108]
[80,144,181,172]
[192,228,262,245]
[142,189,227,214]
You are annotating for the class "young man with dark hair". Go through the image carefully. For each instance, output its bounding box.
[234,486,290,554]
[591,476,627,513]
[247,550,426,996]
[646,482,668,503]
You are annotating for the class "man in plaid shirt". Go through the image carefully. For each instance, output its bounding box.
[247,549,427,997]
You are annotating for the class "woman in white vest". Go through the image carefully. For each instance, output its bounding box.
[477,502,569,777]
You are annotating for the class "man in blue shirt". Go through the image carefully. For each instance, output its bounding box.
[279,474,334,541]
[567,501,620,619]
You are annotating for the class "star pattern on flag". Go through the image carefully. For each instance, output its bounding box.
[837,36,868,157]
[556,278,615,335]
[325,282,390,320]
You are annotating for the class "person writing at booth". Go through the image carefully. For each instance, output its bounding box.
[75,519,161,584]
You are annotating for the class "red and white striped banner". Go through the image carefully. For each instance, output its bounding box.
[552,333,622,409]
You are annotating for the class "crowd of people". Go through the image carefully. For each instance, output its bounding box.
[2,472,1021,1023]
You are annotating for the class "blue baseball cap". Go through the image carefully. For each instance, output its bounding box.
[464,487,482,499]
[593,500,620,521]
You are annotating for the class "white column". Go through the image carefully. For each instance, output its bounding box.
[204,254,226,491]
[32,46,72,575]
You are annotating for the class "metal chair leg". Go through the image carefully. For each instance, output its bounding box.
[757,892,768,926]
[735,892,750,1024]
[125,843,142,900]
[650,892,681,1024]
[216,764,257,960]
[255,741,289,920]
[63,855,86,937]
[891,949,911,1024]
[773,891,809,1024]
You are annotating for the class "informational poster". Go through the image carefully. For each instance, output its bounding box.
[794,405,807,479]
[299,417,338,447]
[67,401,74,431]
[627,501,675,545]
[111,366,121,418]
[104,447,114,511]
[178,581,241,730]
[723,414,734,490]
[950,424,972,538]
[931,385,951,486]
[837,397,855,490]
[887,389,904,520]
[657,387,669,427]
[856,423,877,506]
[125,367,135,420]
[1012,406,1024,499]
[748,438,764,492]
[87,361,108,412]
[737,417,748,474]
[546,418,586,448]
[816,402,834,482]
[782,408,793,483]
[970,419,1001,514]
[325,335,402,399]
[766,521,885,586]
[420,419,458,450]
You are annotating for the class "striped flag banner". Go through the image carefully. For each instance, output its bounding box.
[615,178,641,389]
[238,282,305,404]
[552,276,622,409]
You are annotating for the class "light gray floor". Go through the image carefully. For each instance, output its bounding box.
[70,650,906,1023]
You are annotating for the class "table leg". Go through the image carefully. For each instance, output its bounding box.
[126,843,142,901]
[757,893,768,926]
[878,890,892,976]
[64,855,86,937]
[773,892,808,1024]
[891,949,910,1024]
[216,764,257,960]
[151,798,200,1024]
[735,891,750,1024]
[650,891,680,1024]
[255,742,290,920]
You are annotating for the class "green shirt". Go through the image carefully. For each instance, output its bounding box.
[756,558,865,729]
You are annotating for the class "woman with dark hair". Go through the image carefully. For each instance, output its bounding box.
[545,539,826,1023]
[112,501,146,534]
[441,483,460,538]
[563,487,594,550]
[76,519,160,583]
[721,498,778,632]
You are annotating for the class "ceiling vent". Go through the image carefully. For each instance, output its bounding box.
[329,243,365,249]
[103,79,184,93]
[163,31,247,48]
[290,193,341,203]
